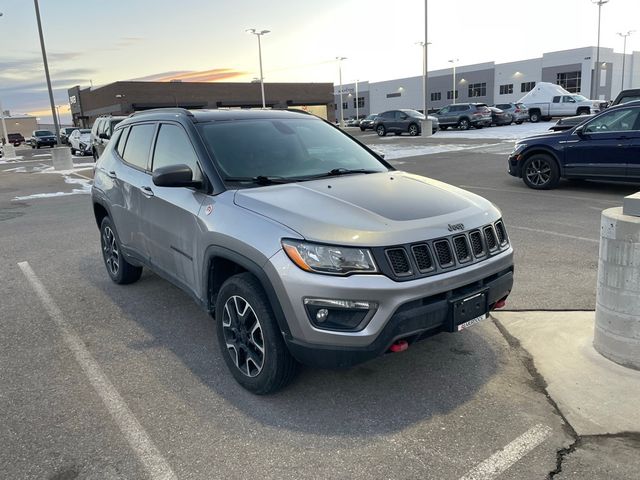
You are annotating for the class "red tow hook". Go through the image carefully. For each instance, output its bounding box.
[493,299,507,309]
[389,339,409,353]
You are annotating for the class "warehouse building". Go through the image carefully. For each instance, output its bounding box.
[0,112,37,141]
[334,46,640,117]
[68,81,335,127]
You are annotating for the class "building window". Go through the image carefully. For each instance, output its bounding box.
[386,92,401,98]
[556,71,581,93]
[499,84,513,95]
[353,96,365,108]
[431,92,441,101]
[342,101,348,109]
[521,81,536,93]
[468,82,487,97]
[447,90,458,100]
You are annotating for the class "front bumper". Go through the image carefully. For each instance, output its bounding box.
[472,117,492,126]
[508,154,522,177]
[264,247,514,368]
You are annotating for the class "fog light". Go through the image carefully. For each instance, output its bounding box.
[316,308,329,323]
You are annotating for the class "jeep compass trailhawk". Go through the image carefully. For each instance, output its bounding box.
[92,108,513,394]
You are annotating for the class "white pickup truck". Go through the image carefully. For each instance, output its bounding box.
[518,82,604,123]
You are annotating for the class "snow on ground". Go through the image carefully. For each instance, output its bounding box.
[10,161,94,201]
[435,121,552,140]
[12,174,92,201]
[370,143,498,160]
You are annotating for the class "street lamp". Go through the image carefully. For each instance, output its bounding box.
[0,12,8,145]
[246,28,270,109]
[336,57,347,127]
[448,59,459,102]
[33,0,60,141]
[416,41,432,114]
[617,30,635,90]
[55,105,62,127]
[591,0,610,99]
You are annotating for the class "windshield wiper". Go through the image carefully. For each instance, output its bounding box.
[305,168,382,179]
[223,175,294,185]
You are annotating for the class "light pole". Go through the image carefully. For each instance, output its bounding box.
[55,105,62,127]
[33,0,60,142]
[591,0,610,99]
[336,57,347,127]
[354,79,359,120]
[0,12,8,145]
[617,30,635,90]
[448,59,459,103]
[416,41,432,114]
[246,28,270,109]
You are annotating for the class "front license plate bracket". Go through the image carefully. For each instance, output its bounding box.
[450,290,488,331]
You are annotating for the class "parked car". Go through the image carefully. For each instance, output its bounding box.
[519,82,603,122]
[432,103,492,130]
[91,115,126,160]
[508,101,640,189]
[345,118,361,127]
[489,107,512,126]
[550,88,640,132]
[493,103,528,124]
[29,130,57,149]
[8,133,25,146]
[60,126,80,145]
[69,128,92,156]
[373,109,438,136]
[359,114,378,131]
[92,108,513,393]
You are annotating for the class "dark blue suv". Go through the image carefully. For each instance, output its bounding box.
[508,101,640,189]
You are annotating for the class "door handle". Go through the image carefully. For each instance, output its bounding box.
[140,186,154,197]
[107,170,117,178]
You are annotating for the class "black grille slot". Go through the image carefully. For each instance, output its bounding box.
[469,230,485,257]
[484,226,498,251]
[495,220,508,246]
[411,244,434,272]
[453,236,471,263]
[433,240,454,267]
[386,248,412,276]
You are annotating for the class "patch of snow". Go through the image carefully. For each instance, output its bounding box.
[370,143,497,160]
[435,122,553,140]
[12,170,92,201]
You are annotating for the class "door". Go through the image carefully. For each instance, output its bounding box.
[110,122,157,261]
[564,106,640,178]
[91,119,103,153]
[561,96,577,116]
[395,111,409,132]
[624,110,640,179]
[436,106,453,125]
[143,123,207,292]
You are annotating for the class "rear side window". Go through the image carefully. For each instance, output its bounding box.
[116,127,130,157]
[152,124,202,181]
[91,119,103,135]
[121,123,156,170]
[552,96,561,103]
[381,111,394,119]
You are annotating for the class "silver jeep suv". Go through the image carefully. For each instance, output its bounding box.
[92,108,513,394]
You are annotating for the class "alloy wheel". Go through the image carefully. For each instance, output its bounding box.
[525,158,552,187]
[222,295,265,378]
[101,226,120,276]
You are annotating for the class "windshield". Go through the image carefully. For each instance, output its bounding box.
[198,118,388,181]
[366,114,377,120]
[80,129,91,134]
[34,130,54,137]
[402,109,425,119]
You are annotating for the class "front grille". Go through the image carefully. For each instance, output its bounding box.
[484,226,498,251]
[494,221,508,246]
[453,236,471,263]
[385,248,412,276]
[411,244,434,272]
[469,230,485,257]
[433,240,454,267]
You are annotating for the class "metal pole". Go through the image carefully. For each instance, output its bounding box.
[257,34,266,108]
[337,57,346,127]
[0,98,8,146]
[355,79,359,120]
[618,31,634,90]
[595,2,602,99]
[452,63,456,101]
[55,106,61,127]
[424,0,428,115]
[33,0,60,142]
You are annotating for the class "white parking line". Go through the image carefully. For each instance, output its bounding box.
[508,225,599,244]
[459,424,552,480]
[459,184,620,205]
[18,261,177,480]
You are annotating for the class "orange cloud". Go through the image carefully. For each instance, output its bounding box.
[135,68,248,83]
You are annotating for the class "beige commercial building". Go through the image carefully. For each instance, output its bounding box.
[1,113,38,141]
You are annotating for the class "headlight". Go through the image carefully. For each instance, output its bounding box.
[512,143,527,154]
[282,239,378,275]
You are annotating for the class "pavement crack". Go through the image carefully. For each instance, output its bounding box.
[548,437,580,478]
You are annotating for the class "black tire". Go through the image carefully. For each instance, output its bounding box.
[376,125,387,136]
[475,125,483,129]
[458,118,470,130]
[100,217,143,284]
[440,125,448,130]
[577,108,590,116]
[215,273,297,394]
[408,123,419,136]
[515,120,523,125]
[360,126,365,131]
[521,154,560,190]
[70,146,76,155]
[529,111,540,123]
[36,145,40,149]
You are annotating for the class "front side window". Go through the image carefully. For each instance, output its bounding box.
[152,124,202,181]
[198,118,388,181]
[121,123,156,170]
[583,108,640,133]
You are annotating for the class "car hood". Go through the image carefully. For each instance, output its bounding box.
[519,130,570,143]
[234,171,500,246]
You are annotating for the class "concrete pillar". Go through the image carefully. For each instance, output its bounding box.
[421,119,433,137]
[594,206,640,370]
[2,144,17,159]
[51,146,73,171]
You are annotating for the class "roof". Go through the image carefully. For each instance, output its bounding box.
[127,108,315,123]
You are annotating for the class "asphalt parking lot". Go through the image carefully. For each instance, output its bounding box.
[1,136,637,479]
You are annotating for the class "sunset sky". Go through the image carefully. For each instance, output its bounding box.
[1,0,638,123]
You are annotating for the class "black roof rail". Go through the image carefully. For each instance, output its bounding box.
[129,108,194,118]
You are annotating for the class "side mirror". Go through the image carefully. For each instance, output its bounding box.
[152,164,202,188]
[99,133,110,140]
[574,125,587,137]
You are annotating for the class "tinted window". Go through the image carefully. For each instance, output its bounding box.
[34,130,54,136]
[198,118,387,180]
[121,124,155,170]
[584,108,640,133]
[552,96,561,103]
[116,127,130,157]
[152,124,202,181]
[496,104,511,110]
[617,94,640,105]
[381,111,394,119]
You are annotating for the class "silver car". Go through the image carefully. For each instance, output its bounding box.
[92,108,513,394]
[494,103,529,124]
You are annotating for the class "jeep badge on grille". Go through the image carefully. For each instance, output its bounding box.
[448,223,464,232]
